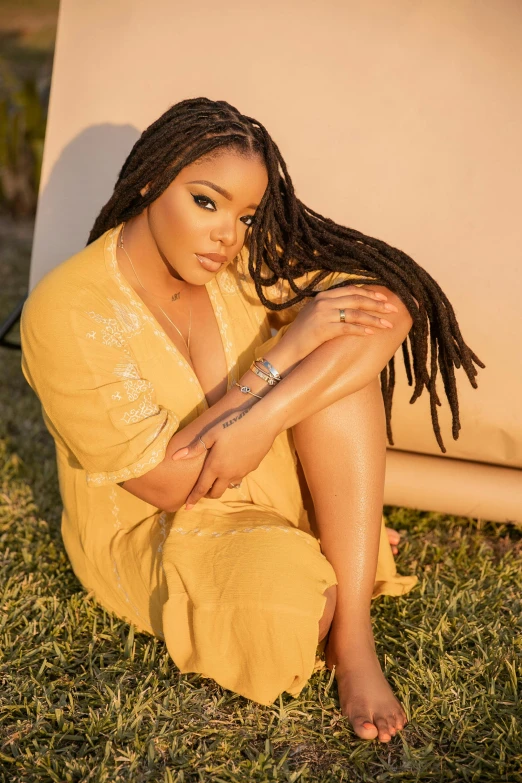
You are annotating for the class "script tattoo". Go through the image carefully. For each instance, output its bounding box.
[222,407,251,429]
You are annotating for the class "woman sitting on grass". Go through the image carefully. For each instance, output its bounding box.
[20,97,483,743]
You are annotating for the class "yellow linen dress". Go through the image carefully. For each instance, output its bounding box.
[20,225,417,706]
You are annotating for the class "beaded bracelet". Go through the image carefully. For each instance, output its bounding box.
[234,381,263,399]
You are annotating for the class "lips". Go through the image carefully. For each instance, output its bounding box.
[195,253,226,272]
[199,253,227,263]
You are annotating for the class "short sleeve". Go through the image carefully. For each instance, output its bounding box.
[20,293,180,487]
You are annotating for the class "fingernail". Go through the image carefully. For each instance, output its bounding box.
[172,448,189,461]
[380,319,394,328]
[375,293,388,300]
[384,303,399,312]
[364,327,374,334]
[185,503,194,511]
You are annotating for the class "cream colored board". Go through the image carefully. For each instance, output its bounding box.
[30,0,522,514]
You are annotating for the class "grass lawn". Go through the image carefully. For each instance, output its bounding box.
[0,219,521,782]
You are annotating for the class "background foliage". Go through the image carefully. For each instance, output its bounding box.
[0,0,56,217]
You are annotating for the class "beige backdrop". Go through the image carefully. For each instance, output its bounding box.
[30,0,522,523]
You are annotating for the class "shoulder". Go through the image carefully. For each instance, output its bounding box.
[22,229,120,334]
[22,232,116,322]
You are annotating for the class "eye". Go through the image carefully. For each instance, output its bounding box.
[192,194,216,211]
[192,193,255,227]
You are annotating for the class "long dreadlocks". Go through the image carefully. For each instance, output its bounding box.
[88,97,485,453]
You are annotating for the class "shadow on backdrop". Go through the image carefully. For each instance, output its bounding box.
[30,123,140,290]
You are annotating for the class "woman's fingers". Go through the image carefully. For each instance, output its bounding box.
[314,291,399,333]
[187,473,241,508]
[335,307,395,330]
[205,477,239,499]
[318,284,388,301]
[172,432,211,461]
[185,468,217,509]
[319,291,399,314]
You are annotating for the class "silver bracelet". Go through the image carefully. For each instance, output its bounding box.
[249,361,279,385]
[255,357,282,382]
[235,381,263,400]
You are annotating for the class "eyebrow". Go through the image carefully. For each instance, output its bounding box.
[187,180,259,210]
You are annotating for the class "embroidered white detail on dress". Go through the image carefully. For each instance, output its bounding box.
[217,268,237,295]
[86,412,178,487]
[106,230,203,392]
[123,378,152,402]
[121,391,159,424]
[113,361,140,380]
[111,552,143,621]
[87,310,129,353]
[111,391,122,400]
[157,511,170,554]
[109,298,144,337]
[87,447,170,486]
[170,524,317,546]
[86,331,96,339]
[109,485,122,530]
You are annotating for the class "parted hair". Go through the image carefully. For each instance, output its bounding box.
[88,97,484,452]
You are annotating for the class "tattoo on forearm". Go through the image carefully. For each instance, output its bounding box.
[222,407,251,429]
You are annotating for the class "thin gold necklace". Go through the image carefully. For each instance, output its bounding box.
[118,223,192,355]
[156,295,192,356]
[119,222,184,302]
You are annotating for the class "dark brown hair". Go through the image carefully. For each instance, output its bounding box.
[88,97,484,452]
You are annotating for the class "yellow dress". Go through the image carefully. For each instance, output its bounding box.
[20,225,417,706]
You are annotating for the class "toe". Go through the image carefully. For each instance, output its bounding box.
[385,527,401,546]
[351,716,379,741]
[387,715,399,735]
[395,711,408,731]
[374,717,392,743]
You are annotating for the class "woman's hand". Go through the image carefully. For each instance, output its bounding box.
[283,285,399,359]
[171,402,276,509]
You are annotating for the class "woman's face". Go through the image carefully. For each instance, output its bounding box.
[144,149,268,283]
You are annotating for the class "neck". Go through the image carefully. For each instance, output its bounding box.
[122,212,188,293]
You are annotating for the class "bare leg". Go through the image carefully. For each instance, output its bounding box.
[293,377,407,743]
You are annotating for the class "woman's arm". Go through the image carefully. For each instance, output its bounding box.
[262,288,413,435]
[178,286,412,509]
[122,285,410,510]
[119,332,300,511]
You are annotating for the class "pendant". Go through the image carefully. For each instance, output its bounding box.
[171,292,181,302]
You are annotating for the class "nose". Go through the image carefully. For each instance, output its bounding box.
[210,217,238,248]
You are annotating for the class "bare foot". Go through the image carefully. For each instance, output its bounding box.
[386,526,400,556]
[325,630,407,742]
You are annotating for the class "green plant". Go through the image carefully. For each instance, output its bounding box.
[0,57,47,217]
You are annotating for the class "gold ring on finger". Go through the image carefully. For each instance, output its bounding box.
[228,482,242,489]
[339,308,346,323]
